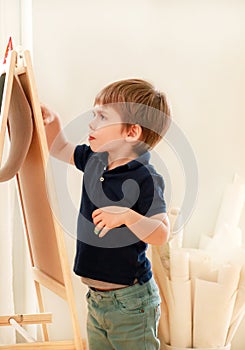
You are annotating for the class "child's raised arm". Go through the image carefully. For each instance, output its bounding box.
[41,104,75,164]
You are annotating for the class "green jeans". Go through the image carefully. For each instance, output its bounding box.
[86,277,161,350]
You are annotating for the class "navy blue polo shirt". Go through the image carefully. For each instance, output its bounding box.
[73,144,166,285]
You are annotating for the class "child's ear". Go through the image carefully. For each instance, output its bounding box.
[125,124,142,143]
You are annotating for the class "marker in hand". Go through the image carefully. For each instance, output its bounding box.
[94,227,101,235]
[94,226,109,238]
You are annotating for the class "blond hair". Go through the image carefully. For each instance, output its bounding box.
[94,79,171,151]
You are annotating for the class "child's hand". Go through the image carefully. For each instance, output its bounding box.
[40,104,64,152]
[41,104,59,126]
[92,206,129,238]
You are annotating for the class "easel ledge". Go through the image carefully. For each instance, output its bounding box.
[0,313,52,327]
[0,340,87,350]
[0,314,87,349]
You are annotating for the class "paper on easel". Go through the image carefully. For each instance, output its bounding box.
[214,184,245,235]
[0,76,33,182]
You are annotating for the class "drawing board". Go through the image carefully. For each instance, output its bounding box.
[0,49,85,350]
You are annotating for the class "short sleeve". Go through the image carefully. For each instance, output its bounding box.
[74,144,93,172]
[136,172,166,217]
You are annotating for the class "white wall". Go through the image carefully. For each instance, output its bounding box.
[1,0,245,348]
[31,0,245,243]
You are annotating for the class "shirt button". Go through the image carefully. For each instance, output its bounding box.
[100,177,104,182]
[97,294,103,300]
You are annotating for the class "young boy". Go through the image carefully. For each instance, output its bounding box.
[42,78,171,350]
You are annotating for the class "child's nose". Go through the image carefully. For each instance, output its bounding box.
[89,119,96,131]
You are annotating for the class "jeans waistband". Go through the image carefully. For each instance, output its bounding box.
[88,277,159,300]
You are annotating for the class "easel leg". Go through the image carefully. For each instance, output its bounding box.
[34,281,49,341]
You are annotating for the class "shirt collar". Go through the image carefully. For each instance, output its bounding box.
[127,151,150,169]
[94,150,150,171]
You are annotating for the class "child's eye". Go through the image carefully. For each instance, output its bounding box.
[92,108,106,121]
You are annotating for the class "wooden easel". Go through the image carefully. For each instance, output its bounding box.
[0,49,85,350]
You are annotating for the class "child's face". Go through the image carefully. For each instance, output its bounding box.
[88,105,127,153]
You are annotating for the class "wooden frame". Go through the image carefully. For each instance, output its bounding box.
[0,50,85,350]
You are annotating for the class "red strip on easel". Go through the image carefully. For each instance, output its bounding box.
[3,37,13,64]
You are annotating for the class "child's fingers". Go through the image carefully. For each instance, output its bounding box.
[40,104,55,125]
[44,115,54,125]
[94,222,104,235]
[98,226,109,238]
[92,213,102,226]
[92,209,101,219]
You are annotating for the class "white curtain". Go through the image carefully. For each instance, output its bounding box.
[0,0,16,342]
[12,184,38,343]
[0,178,37,345]
[0,0,37,344]
[0,180,16,344]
